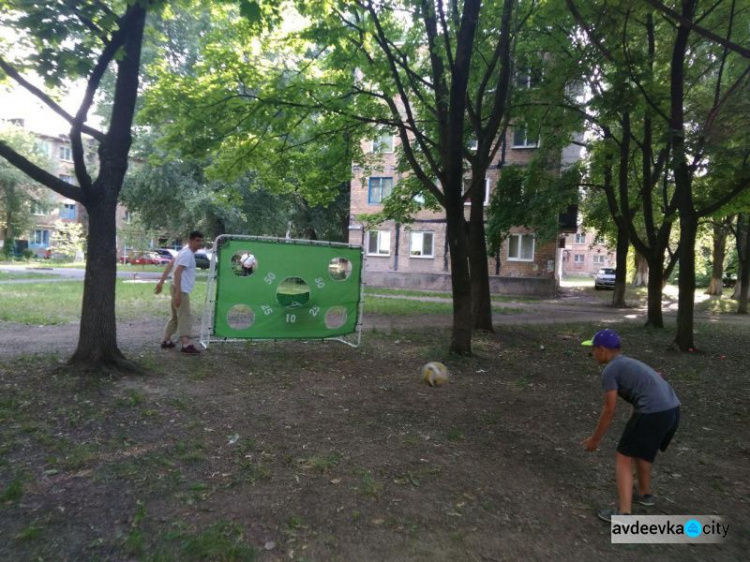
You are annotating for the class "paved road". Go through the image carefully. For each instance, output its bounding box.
[0,264,163,282]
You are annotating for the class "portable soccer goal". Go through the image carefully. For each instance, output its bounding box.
[199,235,364,348]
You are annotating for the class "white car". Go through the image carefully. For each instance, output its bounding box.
[594,267,616,290]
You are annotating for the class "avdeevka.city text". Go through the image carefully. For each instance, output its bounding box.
[612,519,729,538]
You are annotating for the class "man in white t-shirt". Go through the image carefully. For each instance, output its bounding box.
[155,231,204,355]
[241,251,257,276]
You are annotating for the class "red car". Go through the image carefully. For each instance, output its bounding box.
[130,251,169,266]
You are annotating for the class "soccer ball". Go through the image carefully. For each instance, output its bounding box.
[422,361,449,387]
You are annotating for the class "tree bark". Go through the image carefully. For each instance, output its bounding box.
[69,194,128,368]
[445,196,473,354]
[670,1,697,352]
[633,251,649,287]
[612,225,629,307]
[645,254,665,328]
[736,213,749,313]
[705,220,729,295]
[469,179,493,332]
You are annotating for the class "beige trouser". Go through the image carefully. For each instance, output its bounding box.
[164,284,192,340]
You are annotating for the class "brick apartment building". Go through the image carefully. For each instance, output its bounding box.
[560,228,616,277]
[0,118,89,257]
[348,129,582,296]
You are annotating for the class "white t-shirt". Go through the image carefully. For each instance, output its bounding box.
[241,253,257,269]
[174,247,197,294]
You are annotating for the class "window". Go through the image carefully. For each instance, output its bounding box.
[410,231,434,258]
[38,141,52,158]
[31,229,50,247]
[575,232,586,244]
[593,254,606,265]
[367,230,391,256]
[368,177,393,204]
[512,126,538,148]
[124,210,133,224]
[507,233,535,261]
[468,138,478,151]
[371,133,394,153]
[60,203,77,220]
[59,145,72,161]
[463,177,491,206]
[31,203,46,216]
[574,254,585,263]
[59,174,76,185]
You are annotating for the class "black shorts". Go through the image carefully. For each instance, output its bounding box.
[617,406,680,463]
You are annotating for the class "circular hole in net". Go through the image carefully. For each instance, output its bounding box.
[324,306,348,329]
[227,304,255,330]
[328,257,352,281]
[230,250,258,277]
[276,277,310,308]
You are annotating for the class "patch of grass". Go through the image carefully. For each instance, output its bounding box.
[447,428,465,442]
[124,500,147,555]
[0,278,207,325]
[364,295,525,316]
[359,471,384,499]
[298,452,342,473]
[14,522,43,542]
[178,521,256,561]
[0,475,25,503]
[0,271,61,280]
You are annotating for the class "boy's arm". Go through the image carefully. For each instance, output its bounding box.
[172,265,185,307]
[154,259,175,295]
[582,390,617,451]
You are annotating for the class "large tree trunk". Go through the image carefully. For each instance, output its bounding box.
[612,226,629,307]
[633,251,648,287]
[670,3,697,352]
[445,197,473,354]
[69,194,130,369]
[705,220,729,296]
[645,254,665,328]
[469,181,493,332]
[736,213,749,314]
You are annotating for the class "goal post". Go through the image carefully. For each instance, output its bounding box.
[199,235,364,348]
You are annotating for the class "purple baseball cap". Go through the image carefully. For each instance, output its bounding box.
[581,329,621,349]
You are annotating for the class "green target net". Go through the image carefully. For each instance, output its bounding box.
[199,235,364,347]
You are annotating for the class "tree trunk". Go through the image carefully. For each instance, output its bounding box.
[674,213,698,350]
[612,225,629,307]
[705,221,728,296]
[736,213,749,314]
[445,197,473,355]
[670,3,697,352]
[469,181,493,332]
[68,194,134,370]
[633,251,648,287]
[645,255,665,328]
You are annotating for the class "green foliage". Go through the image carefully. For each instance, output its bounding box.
[50,220,85,260]
[487,164,580,254]
[0,125,54,247]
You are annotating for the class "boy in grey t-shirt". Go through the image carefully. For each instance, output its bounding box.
[580,329,680,522]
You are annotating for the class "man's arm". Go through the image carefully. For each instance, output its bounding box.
[582,390,618,452]
[154,259,175,295]
[172,264,185,307]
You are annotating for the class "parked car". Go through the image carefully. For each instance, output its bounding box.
[722,274,737,288]
[131,251,170,266]
[594,267,616,290]
[194,249,213,270]
[155,248,178,261]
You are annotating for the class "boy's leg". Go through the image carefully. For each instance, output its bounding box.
[164,285,178,342]
[177,292,192,346]
[615,452,634,514]
[635,458,653,496]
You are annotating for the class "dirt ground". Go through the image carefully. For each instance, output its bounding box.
[1,304,749,561]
